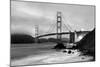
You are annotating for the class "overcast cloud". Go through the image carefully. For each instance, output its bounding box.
[11,0,95,37]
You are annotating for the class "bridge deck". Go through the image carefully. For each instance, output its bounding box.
[37,31,90,38]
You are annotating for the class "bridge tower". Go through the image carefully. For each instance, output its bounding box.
[34,25,39,43]
[56,12,62,41]
[54,11,66,49]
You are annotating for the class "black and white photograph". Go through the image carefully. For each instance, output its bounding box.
[11,0,95,66]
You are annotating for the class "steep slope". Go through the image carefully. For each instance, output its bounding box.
[75,29,95,58]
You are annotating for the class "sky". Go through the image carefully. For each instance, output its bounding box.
[11,0,95,37]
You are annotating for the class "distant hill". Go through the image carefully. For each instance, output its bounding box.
[11,34,35,44]
[11,33,70,44]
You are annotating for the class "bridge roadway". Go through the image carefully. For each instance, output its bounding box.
[36,31,90,38]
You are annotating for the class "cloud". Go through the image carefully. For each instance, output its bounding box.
[11,0,95,36]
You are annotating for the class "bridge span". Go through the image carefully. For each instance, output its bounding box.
[34,12,90,43]
[36,31,90,38]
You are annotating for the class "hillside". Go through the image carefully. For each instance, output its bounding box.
[75,29,95,59]
[11,34,35,44]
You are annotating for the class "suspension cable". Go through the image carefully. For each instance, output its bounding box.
[61,13,74,31]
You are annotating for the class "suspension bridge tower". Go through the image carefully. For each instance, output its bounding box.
[57,12,62,41]
[54,11,66,49]
[34,25,39,43]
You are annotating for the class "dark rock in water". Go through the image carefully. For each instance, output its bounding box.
[75,29,95,60]
[68,50,71,54]
[82,57,85,59]
[63,50,67,53]
[72,52,74,54]
[53,42,66,49]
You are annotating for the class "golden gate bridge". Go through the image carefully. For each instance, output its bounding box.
[34,12,90,45]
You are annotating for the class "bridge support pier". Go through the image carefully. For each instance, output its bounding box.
[69,32,75,43]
